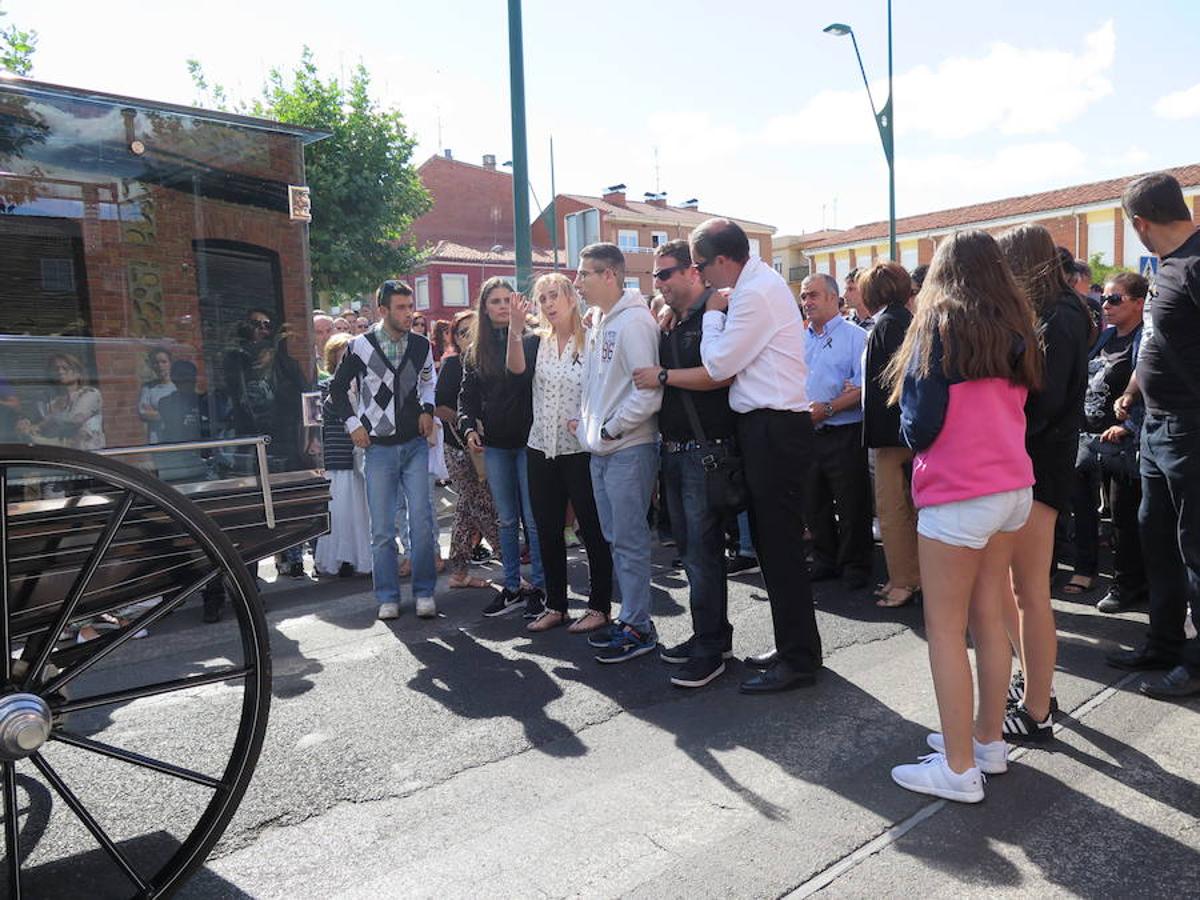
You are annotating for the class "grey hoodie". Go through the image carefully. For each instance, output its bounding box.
[579,289,662,456]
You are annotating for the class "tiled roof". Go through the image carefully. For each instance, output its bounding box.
[559,194,775,234]
[425,240,560,266]
[775,230,846,247]
[807,164,1200,250]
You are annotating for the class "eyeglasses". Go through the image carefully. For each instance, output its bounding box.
[455,327,471,337]
[1101,294,1129,306]
[653,264,686,281]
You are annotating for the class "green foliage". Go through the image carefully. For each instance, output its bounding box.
[1,4,37,76]
[1088,253,1126,288]
[189,48,430,304]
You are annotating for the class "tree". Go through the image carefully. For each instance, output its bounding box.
[1088,253,1126,288]
[189,48,430,305]
[1,3,37,75]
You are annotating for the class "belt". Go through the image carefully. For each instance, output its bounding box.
[662,436,734,454]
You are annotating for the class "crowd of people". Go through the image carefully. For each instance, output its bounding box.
[310,170,1200,806]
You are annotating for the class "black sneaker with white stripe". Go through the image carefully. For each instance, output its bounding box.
[482,587,524,617]
[659,636,734,665]
[1002,704,1053,743]
[521,587,546,619]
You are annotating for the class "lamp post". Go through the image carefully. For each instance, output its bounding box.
[507,0,532,292]
[824,1,896,262]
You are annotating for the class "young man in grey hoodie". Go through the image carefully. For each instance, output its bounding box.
[574,242,664,662]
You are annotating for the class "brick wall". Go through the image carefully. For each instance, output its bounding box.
[411,155,518,250]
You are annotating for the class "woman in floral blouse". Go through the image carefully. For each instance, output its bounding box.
[18,352,105,450]
[507,274,613,633]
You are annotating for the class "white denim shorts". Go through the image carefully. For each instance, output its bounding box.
[917,487,1033,550]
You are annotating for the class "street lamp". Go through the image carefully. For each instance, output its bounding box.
[824,2,896,262]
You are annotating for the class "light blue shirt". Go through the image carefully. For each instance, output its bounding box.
[804,314,867,428]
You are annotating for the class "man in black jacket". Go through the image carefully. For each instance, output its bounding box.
[327,280,439,621]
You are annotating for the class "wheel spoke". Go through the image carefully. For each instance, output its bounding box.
[3,761,21,900]
[28,752,149,893]
[51,666,251,715]
[51,730,225,791]
[22,491,136,690]
[1,468,11,684]
[40,568,221,696]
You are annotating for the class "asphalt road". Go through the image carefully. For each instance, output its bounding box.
[15,532,1199,898]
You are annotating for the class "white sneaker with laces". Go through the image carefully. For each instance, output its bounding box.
[891,752,985,803]
[416,596,437,619]
[378,602,400,620]
[925,733,1008,774]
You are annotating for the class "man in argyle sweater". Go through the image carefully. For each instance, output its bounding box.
[327,280,439,620]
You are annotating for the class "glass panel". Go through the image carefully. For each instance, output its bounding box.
[0,83,319,488]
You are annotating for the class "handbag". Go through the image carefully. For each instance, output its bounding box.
[1094,433,1140,482]
[668,328,748,514]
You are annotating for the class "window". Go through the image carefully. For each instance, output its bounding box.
[1122,215,1143,269]
[617,229,639,251]
[901,246,918,271]
[441,274,469,307]
[650,230,668,248]
[414,276,430,310]
[40,258,75,292]
[748,238,761,259]
[1088,220,1115,267]
[772,254,783,274]
[816,256,830,275]
[623,277,642,293]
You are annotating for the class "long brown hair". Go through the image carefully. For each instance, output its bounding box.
[884,229,1043,405]
[464,276,511,377]
[448,310,476,356]
[996,224,1073,318]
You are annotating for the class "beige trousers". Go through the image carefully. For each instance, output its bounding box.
[874,446,921,587]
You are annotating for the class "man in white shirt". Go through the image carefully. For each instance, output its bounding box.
[693,218,822,694]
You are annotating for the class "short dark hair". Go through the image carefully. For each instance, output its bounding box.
[858,262,912,313]
[845,267,861,285]
[377,279,414,307]
[691,218,750,265]
[910,264,929,291]
[1108,271,1149,300]
[580,242,626,279]
[654,239,691,267]
[1123,172,1192,225]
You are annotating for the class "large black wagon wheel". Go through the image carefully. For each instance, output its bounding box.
[0,445,272,898]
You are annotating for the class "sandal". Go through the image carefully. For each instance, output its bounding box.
[526,610,567,632]
[448,575,491,590]
[567,609,610,634]
[873,582,894,599]
[876,586,921,608]
[1062,576,1094,595]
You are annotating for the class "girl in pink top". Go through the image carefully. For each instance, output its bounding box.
[884,230,1043,803]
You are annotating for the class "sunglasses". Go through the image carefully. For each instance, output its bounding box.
[692,259,712,273]
[653,264,686,281]
[455,327,471,337]
[1100,294,1129,306]
[251,319,273,329]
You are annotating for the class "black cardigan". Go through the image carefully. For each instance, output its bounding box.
[456,332,538,450]
[862,304,912,449]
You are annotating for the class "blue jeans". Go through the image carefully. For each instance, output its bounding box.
[663,447,732,656]
[484,446,544,591]
[737,510,756,558]
[396,472,441,556]
[590,442,658,631]
[365,439,437,604]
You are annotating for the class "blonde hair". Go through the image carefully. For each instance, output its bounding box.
[533,272,585,359]
[324,331,353,374]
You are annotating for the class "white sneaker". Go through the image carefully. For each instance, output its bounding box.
[891,752,985,803]
[416,596,437,619]
[925,733,1008,775]
[378,602,400,620]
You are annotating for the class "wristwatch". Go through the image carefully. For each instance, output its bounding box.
[600,425,621,441]
[421,403,435,415]
[823,402,834,418]
[657,368,669,387]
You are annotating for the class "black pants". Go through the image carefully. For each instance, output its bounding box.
[738,409,822,671]
[1072,436,1145,594]
[1139,412,1200,671]
[805,423,874,578]
[526,448,613,614]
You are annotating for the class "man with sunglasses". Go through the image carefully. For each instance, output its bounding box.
[1069,274,1147,612]
[690,218,822,694]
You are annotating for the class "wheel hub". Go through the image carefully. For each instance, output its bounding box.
[0,692,52,761]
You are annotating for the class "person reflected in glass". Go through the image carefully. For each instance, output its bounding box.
[138,346,177,444]
[17,352,105,450]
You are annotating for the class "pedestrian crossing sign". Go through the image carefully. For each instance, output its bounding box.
[1139,255,1158,279]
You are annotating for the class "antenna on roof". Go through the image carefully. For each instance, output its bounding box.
[654,146,660,193]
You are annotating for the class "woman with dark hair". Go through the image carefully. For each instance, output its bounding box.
[436,310,502,589]
[997,224,1091,744]
[430,319,450,363]
[458,277,546,616]
[859,262,920,608]
[138,346,176,444]
[885,229,1043,803]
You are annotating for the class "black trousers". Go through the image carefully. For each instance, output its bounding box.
[527,448,613,614]
[805,423,874,577]
[1072,436,1145,594]
[738,409,822,671]
[1139,412,1200,671]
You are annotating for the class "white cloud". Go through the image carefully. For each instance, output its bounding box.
[762,21,1116,147]
[1153,82,1200,119]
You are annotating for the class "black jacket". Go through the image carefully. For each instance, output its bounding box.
[457,332,537,450]
[1026,292,1091,448]
[862,304,912,449]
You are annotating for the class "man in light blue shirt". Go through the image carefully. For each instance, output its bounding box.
[800,274,874,589]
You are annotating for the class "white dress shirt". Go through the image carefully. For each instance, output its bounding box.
[700,256,811,413]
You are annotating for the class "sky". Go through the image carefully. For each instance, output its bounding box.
[9,0,1200,237]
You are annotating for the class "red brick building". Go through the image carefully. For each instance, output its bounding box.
[805,164,1200,280]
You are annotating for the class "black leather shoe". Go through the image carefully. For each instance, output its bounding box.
[739,660,817,694]
[1140,665,1200,699]
[1095,589,1145,614]
[1106,645,1179,671]
[745,649,778,670]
